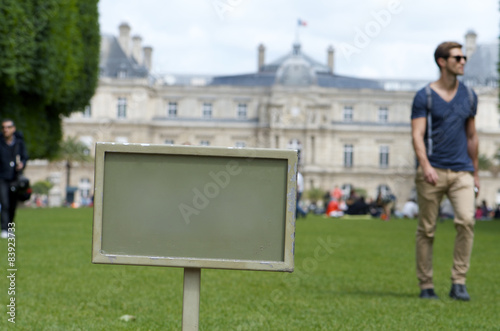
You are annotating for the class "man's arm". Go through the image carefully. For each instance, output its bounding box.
[411,117,438,185]
[466,117,479,191]
[15,137,28,171]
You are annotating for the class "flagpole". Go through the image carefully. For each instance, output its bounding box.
[295,19,299,44]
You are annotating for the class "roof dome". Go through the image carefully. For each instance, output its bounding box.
[273,43,326,86]
[276,55,317,86]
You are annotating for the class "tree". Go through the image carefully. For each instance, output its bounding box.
[0,0,100,160]
[55,136,93,193]
[478,152,500,177]
[32,180,54,195]
[478,154,493,171]
[306,188,325,204]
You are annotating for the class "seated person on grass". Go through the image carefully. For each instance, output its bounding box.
[326,199,344,218]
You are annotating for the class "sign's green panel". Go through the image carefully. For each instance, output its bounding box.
[101,152,287,261]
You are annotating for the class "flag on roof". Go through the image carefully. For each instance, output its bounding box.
[297,19,307,26]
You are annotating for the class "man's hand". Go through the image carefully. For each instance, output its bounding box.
[15,162,23,171]
[423,165,438,185]
[474,174,480,196]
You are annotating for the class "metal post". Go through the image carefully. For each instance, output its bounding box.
[182,268,201,331]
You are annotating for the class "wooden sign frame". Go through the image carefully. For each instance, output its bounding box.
[92,142,297,272]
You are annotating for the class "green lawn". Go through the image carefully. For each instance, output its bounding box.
[1,208,499,330]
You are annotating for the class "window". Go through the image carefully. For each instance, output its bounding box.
[343,106,353,122]
[341,184,353,198]
[344,144,353,168]
[311,136,316,164]
[168,102,177,118]
[118,69,127,78]
[378,107,389,123]
[200,140,210,146]
[80,136,93,156]
[202,103,212,119]
[237,103,247,119]
[79,178,92,206]
[287,139,303,163]
[235,141,246,148]
[376,184,392,198]
[83,105,91,118]
[287,139,302,150]
[117,98,127,118]
[164,139,174,145]
[379,145,389,168]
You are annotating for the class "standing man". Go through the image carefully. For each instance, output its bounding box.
[411,42,478,301]
[0,119,28,239]
[296,170,307,218]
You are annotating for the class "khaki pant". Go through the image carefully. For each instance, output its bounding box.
[415,166,475,289]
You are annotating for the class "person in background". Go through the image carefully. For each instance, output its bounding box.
[0,119,28,239]
[402,198,419,218]
[479,200,491,220]
[296,171,307,218]
[326,198,344,218]
[346,196,369,215]
[331,185,343,201]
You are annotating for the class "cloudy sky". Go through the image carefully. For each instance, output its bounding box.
[98,0,499,80]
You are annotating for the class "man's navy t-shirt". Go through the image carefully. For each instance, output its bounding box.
[411,82,477,172]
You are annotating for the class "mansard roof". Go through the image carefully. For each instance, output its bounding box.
[463,42,499,87]
[210,43,383,89]
[99,34,149,78]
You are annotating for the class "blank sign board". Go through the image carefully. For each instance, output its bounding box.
[92,143,297,272]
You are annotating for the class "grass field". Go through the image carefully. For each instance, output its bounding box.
[1,208,499,330]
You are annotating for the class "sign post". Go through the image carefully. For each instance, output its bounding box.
[92,143,297,328]
[182,268,201,331]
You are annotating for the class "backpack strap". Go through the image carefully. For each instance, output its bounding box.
[465,85,475,115]
[424,84,433,157]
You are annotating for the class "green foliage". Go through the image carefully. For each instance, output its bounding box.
[305,188,325,202]
[0,0,100,160]
[478,152,500,176]
[354,187,367,197]
[55,136,93,163]
[478,153,493,170]
[31,180,53,195]
[54,136,93,188]
[2,210,499,329]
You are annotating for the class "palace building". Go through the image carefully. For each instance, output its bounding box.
[26,24,500,209]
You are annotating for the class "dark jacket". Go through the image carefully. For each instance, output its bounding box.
[0,131,29,181]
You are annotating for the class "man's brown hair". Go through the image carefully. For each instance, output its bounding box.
[434,41,462,68]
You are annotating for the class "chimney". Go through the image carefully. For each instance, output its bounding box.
[465,30,477,58]
[258,44,265,72]
[327,45,334,73]
[132,35,143,65]
[143,46,153,72]
[118,22,131,57]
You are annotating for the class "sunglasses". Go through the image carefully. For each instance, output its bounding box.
[447,55,467,62]
[1,125,13,129]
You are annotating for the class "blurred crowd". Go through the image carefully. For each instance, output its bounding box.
[296,185,500,222]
